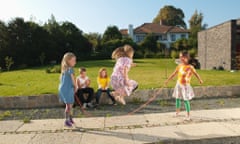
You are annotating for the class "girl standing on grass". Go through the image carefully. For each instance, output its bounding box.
[165,51,203,120]
[111,45,138,105]
[58,52,76,127]
[96,68,116,105]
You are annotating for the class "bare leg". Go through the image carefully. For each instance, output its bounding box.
[175,99,181,116]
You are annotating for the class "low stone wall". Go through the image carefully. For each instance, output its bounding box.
[126,85,240,102]
[0,85,239,109]
[0,95,62,109]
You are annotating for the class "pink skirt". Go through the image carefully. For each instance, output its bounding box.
[173,82,195,100]
[111,75,138,96]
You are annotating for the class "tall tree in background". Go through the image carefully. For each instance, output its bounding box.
[43,15,63,62]
[102,25,122,42]
[0,21,8,67]
[0,15,93,69]
[84,32,102,52]
[188,10,207,49]
[60,21,92,59]
[153,5,186,28]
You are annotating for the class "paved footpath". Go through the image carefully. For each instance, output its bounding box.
[1,108,240,144]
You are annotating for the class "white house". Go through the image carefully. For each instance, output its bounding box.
[120,23,189,48]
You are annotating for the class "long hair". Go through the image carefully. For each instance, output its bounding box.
[123,44,134,58]
[111,46,124,59]
[61,52,76,74]
[111,45,134,59]
[98,68,108,78]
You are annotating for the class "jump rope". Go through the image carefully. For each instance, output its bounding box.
[74,85,164,117]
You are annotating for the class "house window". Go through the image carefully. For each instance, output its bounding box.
[181,34,186,39]
[136,35,145,42]
[157,35,162,41]
[162,35,167,41]
[171,34,176,41]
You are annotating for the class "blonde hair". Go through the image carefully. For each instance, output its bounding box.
[61,52,76,74]
[98,68,108,78]
[112,45,134,59]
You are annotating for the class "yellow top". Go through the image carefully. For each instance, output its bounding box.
[176,64,196,85]
[97,76,110,89]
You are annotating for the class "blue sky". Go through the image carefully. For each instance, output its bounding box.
[0,0,239,33]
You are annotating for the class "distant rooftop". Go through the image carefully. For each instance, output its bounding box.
[120,23,189,35]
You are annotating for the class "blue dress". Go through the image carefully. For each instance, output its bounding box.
[58,68,74,104]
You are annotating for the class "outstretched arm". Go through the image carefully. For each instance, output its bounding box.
[131,63,137,67]
[165,69,178,86]
[192,70,203,84]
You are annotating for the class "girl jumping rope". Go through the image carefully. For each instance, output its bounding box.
[165,51,203,120]
[58,52,77,127]
[111,45,138,105]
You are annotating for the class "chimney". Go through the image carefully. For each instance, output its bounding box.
[128,24,134,39]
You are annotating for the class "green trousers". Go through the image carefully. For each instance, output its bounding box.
[176,98,190,112]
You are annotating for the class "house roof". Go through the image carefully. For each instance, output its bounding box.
[134,23,189,34]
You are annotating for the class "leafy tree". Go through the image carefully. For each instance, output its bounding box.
[153,5,186,28]
[60,21,92,59]
[102,26,122,42]
[84,32,102,52]
[140,33,158,53]
[188,10,207,49]
[7,18,50,67]
[43,15,63,62]
[0,21,8,67]
[7,18,28,66]
[171,38,189,51]
[170,50,179,59]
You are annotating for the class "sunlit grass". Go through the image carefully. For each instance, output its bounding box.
[0,59,239,96]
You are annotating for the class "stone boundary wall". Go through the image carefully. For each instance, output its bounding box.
[0,85,239,109]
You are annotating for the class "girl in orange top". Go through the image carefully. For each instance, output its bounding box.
[165,51,203,120]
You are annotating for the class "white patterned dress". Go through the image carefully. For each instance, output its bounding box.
[111,57,138,96]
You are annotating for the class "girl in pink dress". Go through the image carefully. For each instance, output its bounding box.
[111,45,138,105]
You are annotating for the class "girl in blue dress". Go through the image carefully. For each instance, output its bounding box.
[59,52,76,127]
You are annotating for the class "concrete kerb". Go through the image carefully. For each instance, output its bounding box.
[0,85,239,109]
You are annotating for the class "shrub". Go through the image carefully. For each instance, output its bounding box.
[5,56,14,71]
[134,50,144,58]
[188,48,197,58]
[170,50,179,59]
[218,66,224,71]
[23,117,31,123]
[144,50,155,58]
[45,65,61,74]
[156,52,165,58]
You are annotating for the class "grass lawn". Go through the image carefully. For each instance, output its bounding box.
[0,59,239,96]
